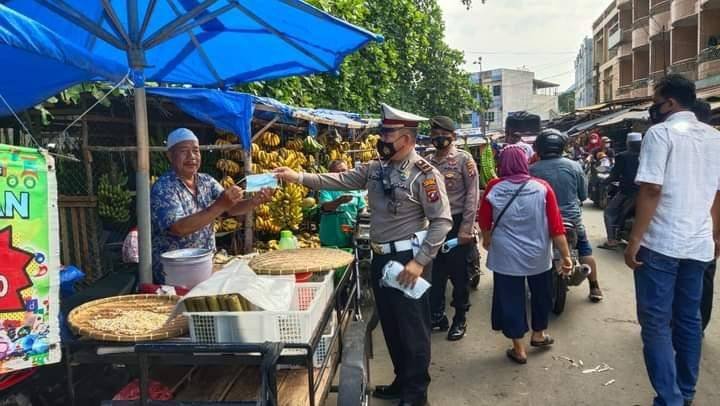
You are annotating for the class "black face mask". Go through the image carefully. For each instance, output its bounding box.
[376,138,401,160]
[431,136,453,150]
[649,101,670,124]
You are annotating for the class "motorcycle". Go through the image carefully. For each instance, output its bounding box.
[588,163,612,209]
[551,220,592,315]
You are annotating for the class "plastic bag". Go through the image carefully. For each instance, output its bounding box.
[172,259,295,316]
[113,379,173,401]
[380,260,431,300]
[59,265,85,298]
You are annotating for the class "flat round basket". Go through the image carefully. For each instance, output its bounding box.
[68,294,187,342]
[249,248,354,275]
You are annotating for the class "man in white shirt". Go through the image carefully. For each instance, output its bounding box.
[625,74,720,406]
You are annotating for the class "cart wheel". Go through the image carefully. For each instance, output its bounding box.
[552,271,567,315]
[338,319,371,406]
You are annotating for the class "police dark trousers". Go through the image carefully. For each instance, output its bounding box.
[702,260,716,331]
[430,214,471,322]
[371,249,431,403]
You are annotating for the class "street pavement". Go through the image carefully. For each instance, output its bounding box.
[366,205,720,406]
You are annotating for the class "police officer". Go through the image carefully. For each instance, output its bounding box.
[426,116,479,341]
[274,104,452,406]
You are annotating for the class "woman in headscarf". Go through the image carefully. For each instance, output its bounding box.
[477,145,573,364]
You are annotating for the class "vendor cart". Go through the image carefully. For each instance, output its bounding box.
[64,261,373,406]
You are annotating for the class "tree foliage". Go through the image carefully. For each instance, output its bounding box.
[237,0,489,122]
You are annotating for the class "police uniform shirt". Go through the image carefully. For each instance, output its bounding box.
[300,150,452,266]
[427,145,480,239]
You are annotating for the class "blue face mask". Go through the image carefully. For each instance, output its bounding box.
[244,173,278,192]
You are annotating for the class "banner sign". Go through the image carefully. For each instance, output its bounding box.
[0,145,60,373]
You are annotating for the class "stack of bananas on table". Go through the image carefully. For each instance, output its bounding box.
[98,173,132,223]
[213,217,241,233]
[286,138,304,152]
[254,232,321,252]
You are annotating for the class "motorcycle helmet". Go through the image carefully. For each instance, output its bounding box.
[535,128,568,159]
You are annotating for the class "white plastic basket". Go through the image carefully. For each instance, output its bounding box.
[312,313,337,368]
[185,272,334,344]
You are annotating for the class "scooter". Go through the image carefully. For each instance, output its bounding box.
[588,164,612,209]
[551,221,592,315]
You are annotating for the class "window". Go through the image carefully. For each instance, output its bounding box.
[483,112,495,122]
[492,85,502,96]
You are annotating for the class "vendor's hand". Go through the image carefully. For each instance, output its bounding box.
[561,256,573,275]
[396,260,424,289]
[218,185,245,210]
[482,237,491,250]
[251,187,275,206]
[458,235,475,246]
[337,195,354,205]
[273,167,300,183]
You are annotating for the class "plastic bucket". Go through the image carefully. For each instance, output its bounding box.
[161,248,213,289]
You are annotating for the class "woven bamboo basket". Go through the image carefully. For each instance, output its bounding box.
[249,247,354,275]
[68,294,188,342]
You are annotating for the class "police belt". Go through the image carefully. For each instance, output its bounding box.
[371,239,414,255]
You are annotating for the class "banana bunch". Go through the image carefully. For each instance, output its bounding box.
[479,143,497,188]
[98,173,132,223]
[255,216,281,234]
[216,159,241,177]
[351,139,375,162]
[220,176,235,189]
[366,134,380,147]
[268,183,306,231]
[286,138,304,151]
[214,217,241,232]
[259,132,281,147]
[297,232,321,248]
[303,136,324,154]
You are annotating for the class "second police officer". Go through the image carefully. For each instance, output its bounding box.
[426,116,480,341]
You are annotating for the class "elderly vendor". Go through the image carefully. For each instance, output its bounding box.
[151,128,272,284]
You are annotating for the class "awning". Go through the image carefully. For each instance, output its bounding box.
[597,105,651,127]
[568,108,632,134]
[575,103,609,112]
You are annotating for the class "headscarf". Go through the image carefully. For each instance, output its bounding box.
[499,145,531,184]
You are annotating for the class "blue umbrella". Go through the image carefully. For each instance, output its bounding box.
[3,0,382,283]
[0,4,127,117]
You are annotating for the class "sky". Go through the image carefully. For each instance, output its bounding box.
[438,0,611,91]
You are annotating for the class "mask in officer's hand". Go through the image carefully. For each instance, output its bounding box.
[245,173,278,192]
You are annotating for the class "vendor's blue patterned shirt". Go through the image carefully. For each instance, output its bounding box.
[151,171,223,284]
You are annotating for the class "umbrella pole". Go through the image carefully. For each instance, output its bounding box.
[134,85,153,284]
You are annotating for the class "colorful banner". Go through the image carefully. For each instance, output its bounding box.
[0,144,60,373]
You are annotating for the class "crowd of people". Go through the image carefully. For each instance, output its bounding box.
[150,74,717,406]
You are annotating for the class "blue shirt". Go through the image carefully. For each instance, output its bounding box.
[530,157,587,224]
[151,171,223,284]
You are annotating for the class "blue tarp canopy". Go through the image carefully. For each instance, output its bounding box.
[5,0,383,87]
[0,4,126,116]
[148,87,255,149]
[147,87,379,149]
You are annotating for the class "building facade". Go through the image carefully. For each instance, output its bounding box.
[592,0,720,103]
[575,37,596,108]
[470,69,560,131]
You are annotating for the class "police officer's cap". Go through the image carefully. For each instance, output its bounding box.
[430,116,456,133]
[381,103,428,129]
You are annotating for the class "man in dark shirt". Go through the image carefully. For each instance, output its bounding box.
[600,132,642,249]
[530,129,603,302]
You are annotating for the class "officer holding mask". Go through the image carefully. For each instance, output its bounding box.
[426,116,480,341]
[274,104,452,406]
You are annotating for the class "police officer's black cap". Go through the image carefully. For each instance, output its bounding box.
[430,116,456,132]
[506,111,541,133]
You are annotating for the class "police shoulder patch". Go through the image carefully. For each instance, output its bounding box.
[415,159,433,174]
[422,177,439,202]
[466,160,477,178]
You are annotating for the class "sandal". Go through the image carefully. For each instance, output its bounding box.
[506,348,527,364]
[598,242,621,251]
[530,335,555,347]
